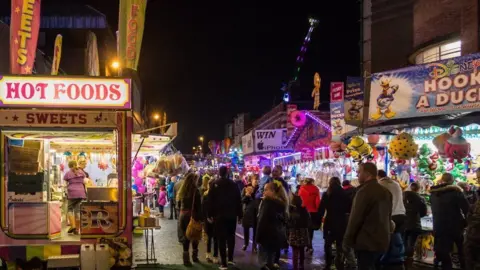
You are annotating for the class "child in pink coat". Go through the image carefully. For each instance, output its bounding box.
[158,186,167,218]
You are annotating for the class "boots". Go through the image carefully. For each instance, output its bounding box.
[183,251,192,266]
[67,213,76,234]
[192,249,199,263]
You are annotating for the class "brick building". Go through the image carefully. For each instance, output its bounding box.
[363,0,479,74]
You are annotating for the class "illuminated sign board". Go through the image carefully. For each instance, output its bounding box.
[0,76,131,109]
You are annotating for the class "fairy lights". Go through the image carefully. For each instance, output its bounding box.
[305,112,331,131]
[283,127,298,146]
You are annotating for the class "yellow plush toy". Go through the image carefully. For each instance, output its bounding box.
[388,132,418,161]
[347,136,373,163]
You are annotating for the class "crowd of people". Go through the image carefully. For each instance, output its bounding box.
[150,163,480,270]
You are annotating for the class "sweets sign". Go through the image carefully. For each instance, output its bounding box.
[0,76,131,109]
[0,110,117,127]
[369,53,480,122]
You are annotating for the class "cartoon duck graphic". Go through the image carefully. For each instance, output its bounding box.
[332,120,343,135]
[371,77,399,120]
[348,100,363,120]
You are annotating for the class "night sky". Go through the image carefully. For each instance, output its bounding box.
[90,1,360,152]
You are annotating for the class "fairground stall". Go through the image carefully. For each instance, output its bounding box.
[0,76,133,269]
[352,52,480,267]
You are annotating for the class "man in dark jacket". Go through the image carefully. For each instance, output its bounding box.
[430,173,469,270]
[344,163,393,270]
[403,182,427,266]
[208,166,243,268]
[273,165,289,194]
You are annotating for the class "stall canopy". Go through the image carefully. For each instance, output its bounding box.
[132,134,172,157]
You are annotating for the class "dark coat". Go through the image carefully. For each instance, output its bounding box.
[241,184,259,228]
[202,190,215,237]
[318,185,351,238]
[403,191,427,231]
[177,189,202,243]
[344,180,393,253]
[234,179,245,193]
[430,183,470,236]
[343,185,357,210]
[208,177,243,221]
[256,196,288,250]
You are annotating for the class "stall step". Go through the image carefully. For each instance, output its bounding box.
[47,254,80,269]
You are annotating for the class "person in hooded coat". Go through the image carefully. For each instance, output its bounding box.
[319,177,350,270]
[430,173,469,270]
[256,181,289,270]
[241,175,260,252]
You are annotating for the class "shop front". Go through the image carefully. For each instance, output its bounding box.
[0,75,133,269]
[350,52,480,267]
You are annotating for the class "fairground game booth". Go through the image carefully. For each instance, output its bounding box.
[0,75,133,269]
[356,53,480,267]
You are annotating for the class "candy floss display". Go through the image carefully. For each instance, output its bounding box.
[0,76,134,269]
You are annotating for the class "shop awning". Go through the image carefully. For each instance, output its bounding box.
[132,134,172,156]
[345,112,480,137]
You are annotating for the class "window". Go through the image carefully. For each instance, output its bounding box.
[415,40,461,64]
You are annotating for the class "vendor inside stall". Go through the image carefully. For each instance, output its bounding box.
[4,130,119,241]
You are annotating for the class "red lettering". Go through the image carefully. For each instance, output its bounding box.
[35,113,48,124]
[69,114,78,124]
[95,84,108,100]
[6,83,20,99]
[78,114,87,124]
[21,83,35,99]
[35,83,48,99]
[26,113,34,124]
[109,84,122,100]
[54,84,66,99]
[67,84,80,100]
[59,114,67,124]
[81,84,95,100]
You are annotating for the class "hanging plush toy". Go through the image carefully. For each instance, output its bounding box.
[347,136,373,163]
[433,129,452,158]
[329,140,347,158]
[417,144,436,180]
[388,132,418,162]
[444,127,470,163]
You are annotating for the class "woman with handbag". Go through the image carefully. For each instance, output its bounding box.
[177,173,203,266]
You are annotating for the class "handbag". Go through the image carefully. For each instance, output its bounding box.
[186,189,203,241]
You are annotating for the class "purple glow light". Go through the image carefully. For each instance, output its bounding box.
[306,112,331,131]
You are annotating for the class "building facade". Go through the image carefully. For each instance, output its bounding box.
[363,0,479,74]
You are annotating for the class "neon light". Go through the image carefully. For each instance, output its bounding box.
[273,152,302,162]
[305,112,331,131]
[283,127,298,146]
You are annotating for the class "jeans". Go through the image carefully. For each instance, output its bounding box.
[292,247,305,270]
[356,250,382,270]
[243,226,256,247]
[216,218,237,265]
[404,230,421,258]
[434,233,465,270]
[324,232,344,270]
[308,228,314,249]
[182,239,199,252]
[207,234,219,257]
[158,205,164,213]
[169,198,177,219]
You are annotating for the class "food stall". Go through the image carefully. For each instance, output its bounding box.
[0,75,133,269]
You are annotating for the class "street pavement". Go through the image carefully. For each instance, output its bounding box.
[133,207,327,269]
[133,206,433,270]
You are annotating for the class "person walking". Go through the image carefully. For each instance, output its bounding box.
[318,177,351,270]
[208,166,243,269]
[201,176,219,264]
[464,169,480,270]
[378,170,407,233]
[256,166,272,199]
[167,176,177,220]
[298,177,321,254]
[256,181,289,270]
[177,173,203,266]
[157,186,167,218]
[403,182,427,268]
[288,194,311,270]
[234,174,245,194]
[241,175,259,252]
[344,163,393,270]
[430,173,469,270]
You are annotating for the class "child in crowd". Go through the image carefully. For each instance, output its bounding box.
[288,194,311,270]
[158,186,167,218]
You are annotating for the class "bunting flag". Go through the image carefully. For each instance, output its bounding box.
[118,0,147,70]
[86,31,100,76]
[10,0,42,74]
[51,34,62,75]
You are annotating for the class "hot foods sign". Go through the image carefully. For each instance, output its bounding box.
[0,76,131,109]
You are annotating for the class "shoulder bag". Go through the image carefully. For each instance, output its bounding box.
[186,189,202,241]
